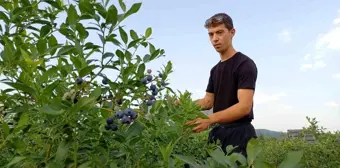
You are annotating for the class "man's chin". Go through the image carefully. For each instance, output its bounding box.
[215,48,224,53]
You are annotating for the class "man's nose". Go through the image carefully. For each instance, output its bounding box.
[212,35,219,42]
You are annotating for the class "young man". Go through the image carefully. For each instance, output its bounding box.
[185,13,258,157]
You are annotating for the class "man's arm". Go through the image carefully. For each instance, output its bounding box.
[208,60,257,124]
[208,89,254,123]
[195,92,214,110]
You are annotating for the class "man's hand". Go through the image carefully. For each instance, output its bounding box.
[185,118,213,133]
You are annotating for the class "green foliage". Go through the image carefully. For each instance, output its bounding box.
[259,118,340,168]
[0,0,336,168]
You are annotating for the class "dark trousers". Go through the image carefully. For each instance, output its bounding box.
[208,122,257,158]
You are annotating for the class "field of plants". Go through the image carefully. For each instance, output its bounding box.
[0,0,339,167]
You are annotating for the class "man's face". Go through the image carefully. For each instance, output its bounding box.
[207,24,235,53]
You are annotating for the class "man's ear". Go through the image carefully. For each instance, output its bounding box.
[230,28,236,37]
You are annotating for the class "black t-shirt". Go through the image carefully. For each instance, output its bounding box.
[206,52,257,123]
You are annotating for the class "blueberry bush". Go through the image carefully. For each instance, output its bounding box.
[258,117,340,168]
[0,0,323,167]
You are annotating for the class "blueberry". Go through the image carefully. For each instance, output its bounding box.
[159,73,163,78]
[111,125,118,131]
[150,84,156,91]
[152,89,158,96]
[147,69,152,73]
[123,108,134,116]
[141,78,148,84]
[130,111,138,120]
[121,115,131,124]
[149,95,156,100]
[146,75,153,81]
[76,77,83,84]
[147,100,153,106]
[106,117,114,125]
[102,78,108,85]
[105,125,111,130]
[115,111,124,119]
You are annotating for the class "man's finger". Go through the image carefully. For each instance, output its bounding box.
[192,125,201,132]
[184,119,198,126]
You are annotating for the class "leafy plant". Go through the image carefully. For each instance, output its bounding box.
[0,0,329,168]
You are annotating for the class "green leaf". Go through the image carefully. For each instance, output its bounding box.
[137,63,145,78]
[48,35,58,55]
[39,104,65,115]
[17,112,29,128]
[79,65,97,77]
[55,141,70,163]
[70,56,82,70]
[209,148,236,167]
[67,5,79,26]
[1,122,10,138]
[149,43,155,54]
[37,39,47,54]
[42,0,63,10]
[118,0,126,11]
[125,121,144,139]
[254,160,276,168]
[69,87,101,112]
[40,25,51,37]
[78,161,92,168]
[145,27,152,38]
[2,82,36,96]
[102,52,115,59]
[43,80,61,97]
[79,0,94,15]
[57,45,74,56]
[172,154,200,167]
[123,2,142,20]
[76,23,89,40]
[246,138,262,166]
[6,156,26,167]
[119,27,128,44]
[130,30,139,40]
[106,5,118,25]
[41,66,58,82]
[0,11,9,24]
[128,39,140,49]
[278,151,304,168]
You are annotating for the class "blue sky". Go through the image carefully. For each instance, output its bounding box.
[118,0,340,132]
[1,0,340,132]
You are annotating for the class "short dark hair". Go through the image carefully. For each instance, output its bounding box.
[204,13,234,30]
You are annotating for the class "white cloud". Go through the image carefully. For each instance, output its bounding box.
[333,18,340,25]
[332,73,340,79]
[277,29,292,43]
[300,60,326,71]
[303,53,311,61]
[315,27,340,50]
[300,10,340,71]
[324,101,339,108]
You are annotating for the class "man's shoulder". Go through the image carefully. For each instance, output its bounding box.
[209,61,220,73]
[235,52,257,69]
[236,52,255,64]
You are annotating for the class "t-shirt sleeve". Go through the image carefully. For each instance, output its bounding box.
[237,60,257,90]
[206,68,214,93]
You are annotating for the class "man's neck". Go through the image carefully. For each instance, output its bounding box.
[220,46,237,62]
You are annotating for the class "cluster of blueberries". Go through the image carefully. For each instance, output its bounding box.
[105,108,138,131]
[140,69,167,107]
[73,69,166,132]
